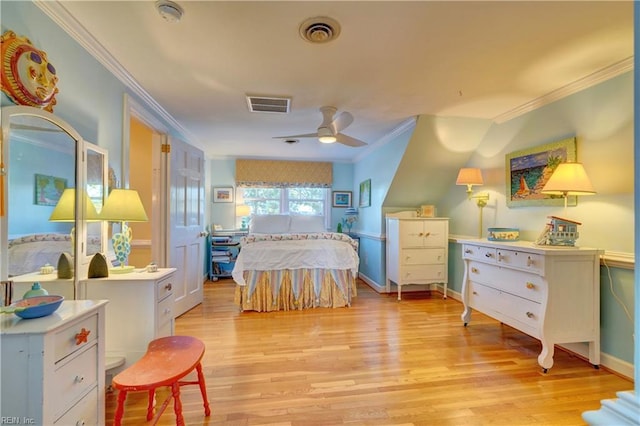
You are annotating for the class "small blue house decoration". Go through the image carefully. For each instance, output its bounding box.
[543,216,581,246]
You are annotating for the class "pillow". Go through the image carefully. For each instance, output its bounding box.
[289,215,325,233]
[249,214,291,234]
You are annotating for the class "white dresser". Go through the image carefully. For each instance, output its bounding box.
[386,217,449,300]
[459,238,601,372]
[1,300,107,425]
[79,268,176,371]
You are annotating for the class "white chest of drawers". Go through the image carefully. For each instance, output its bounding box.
[459,239,601,371]
[386,217,449,300]
[79,268,176,371]
[1,300,107,425]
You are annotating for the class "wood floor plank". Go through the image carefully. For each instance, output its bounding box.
[105,279,632,425]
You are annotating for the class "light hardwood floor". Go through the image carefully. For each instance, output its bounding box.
[105,279,632,425]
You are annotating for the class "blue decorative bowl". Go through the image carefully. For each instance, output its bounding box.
[11,295,64,319]
[487,228,520,242]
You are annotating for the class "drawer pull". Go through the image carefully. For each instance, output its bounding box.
[76,421,86,426]
[464,249,472,254]
[526,311,535,318]
[527,256,534,267]
[472,291,478,295]
[424,232,431,237]
[526,282,535,290]
[418,232,424,237]
[165,283,172,291]
[485,252,493,258]
[471,267,479,274]
[74,375,85,383]
[75,328,91,345]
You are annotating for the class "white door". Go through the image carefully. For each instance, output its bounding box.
[168,137,205,317]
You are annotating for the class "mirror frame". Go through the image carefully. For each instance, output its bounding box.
[1,105,99,295]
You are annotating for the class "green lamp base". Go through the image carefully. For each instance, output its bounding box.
[110,265,136,274]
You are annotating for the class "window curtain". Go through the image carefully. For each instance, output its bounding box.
[236,159,332,188]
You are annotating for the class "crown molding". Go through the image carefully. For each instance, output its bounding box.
[353,117,417,163]
[493,56,634,124]
[33,1,197,143]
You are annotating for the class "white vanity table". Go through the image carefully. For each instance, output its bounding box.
[459,238,601,372]
[0,299,107,425]
[79,268,176,371]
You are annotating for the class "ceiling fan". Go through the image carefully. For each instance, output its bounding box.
[275,106,367,147]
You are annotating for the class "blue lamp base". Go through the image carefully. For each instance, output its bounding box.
[110,222,135,274]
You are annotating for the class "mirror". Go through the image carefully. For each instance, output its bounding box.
[84,143,107,259]
[1,106,83,299]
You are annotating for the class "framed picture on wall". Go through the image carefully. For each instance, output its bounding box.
[34,173,67,206]
[332,191,352,208]
[359,179,371,208]
[505,137,576,208]
[212,186,234,203]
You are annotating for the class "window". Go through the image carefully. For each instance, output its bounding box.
[238,187,330,221]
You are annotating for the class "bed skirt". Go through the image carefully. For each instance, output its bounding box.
[234,268,357,312]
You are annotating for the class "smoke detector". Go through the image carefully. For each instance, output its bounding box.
[156,0,184,23]
[299,17,341,43]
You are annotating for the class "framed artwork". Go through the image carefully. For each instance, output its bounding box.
[419,205,436,218]
[212,186,234,203]
[34,173,67,206]
[359,179,371,208]
[332,190,352,208]
[505,137,576,208]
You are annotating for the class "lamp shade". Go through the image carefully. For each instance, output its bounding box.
[99,189,148,222]
[235,204,251,217]
[456,168,484,186]
[49,188,100,221]
[541,163,595,196]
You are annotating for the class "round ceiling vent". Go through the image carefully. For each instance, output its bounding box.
[299,17,341,43]
[284,139,299,145]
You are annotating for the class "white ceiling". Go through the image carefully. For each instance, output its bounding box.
[45,1,633,162]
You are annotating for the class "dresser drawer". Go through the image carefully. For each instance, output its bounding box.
[462,244,497,263]
[52,344,98,418]
[54,386,98,425]
[401,248,445,265]
[54,313,99,363]
[468,261,543,303]
[422,221,447,246]
[400,264,446,283]
[496,249,543,274]
[156,294,174,337]
[156,275,174,301]
[468,281,541,337]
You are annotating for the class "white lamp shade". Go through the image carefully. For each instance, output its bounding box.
[235,204,251,217]
[456,168,484,186]
[100,189,149,222]
[541,163,595,196]
[49,188,100,221]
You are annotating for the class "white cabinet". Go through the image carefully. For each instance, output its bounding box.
[459,239,601,372]
[1,300,107,425]
[10,271,75,301]
[79,268,176,371]
[386,217,449,300]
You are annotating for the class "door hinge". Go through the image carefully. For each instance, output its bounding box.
[161,143,171,153]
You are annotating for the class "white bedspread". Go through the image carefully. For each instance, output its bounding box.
[232,237,359,285]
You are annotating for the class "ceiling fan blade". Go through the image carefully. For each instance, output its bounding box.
[273,133,318,139]
[335,133,367,147]
[331,111,353,133]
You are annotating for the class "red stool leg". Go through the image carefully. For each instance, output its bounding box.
[114,389,127,426]
[195,362,211,416]
[171,381,185,426]
[146,389,156,421]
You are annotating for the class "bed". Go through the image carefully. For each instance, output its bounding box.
[232,215,359,312]
[7,233,72,277]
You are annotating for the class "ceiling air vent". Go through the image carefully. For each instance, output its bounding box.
[246,96,291,114]
[299,17,341,43]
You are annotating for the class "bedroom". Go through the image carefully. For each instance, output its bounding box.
[0,1,637,424]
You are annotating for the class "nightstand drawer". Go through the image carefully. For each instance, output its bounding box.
[400,264,446,283]
[496,249,543,274]
[54,313,99,362]
[156,294,174,337]
[462,244,497,263]
[468,261,543,303]
[156,275,174,301]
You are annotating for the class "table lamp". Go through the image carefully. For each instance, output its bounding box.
[99,189,148,273]
[235,204,251,230]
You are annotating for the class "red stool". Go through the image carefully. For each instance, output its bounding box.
[112,336,211,425]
